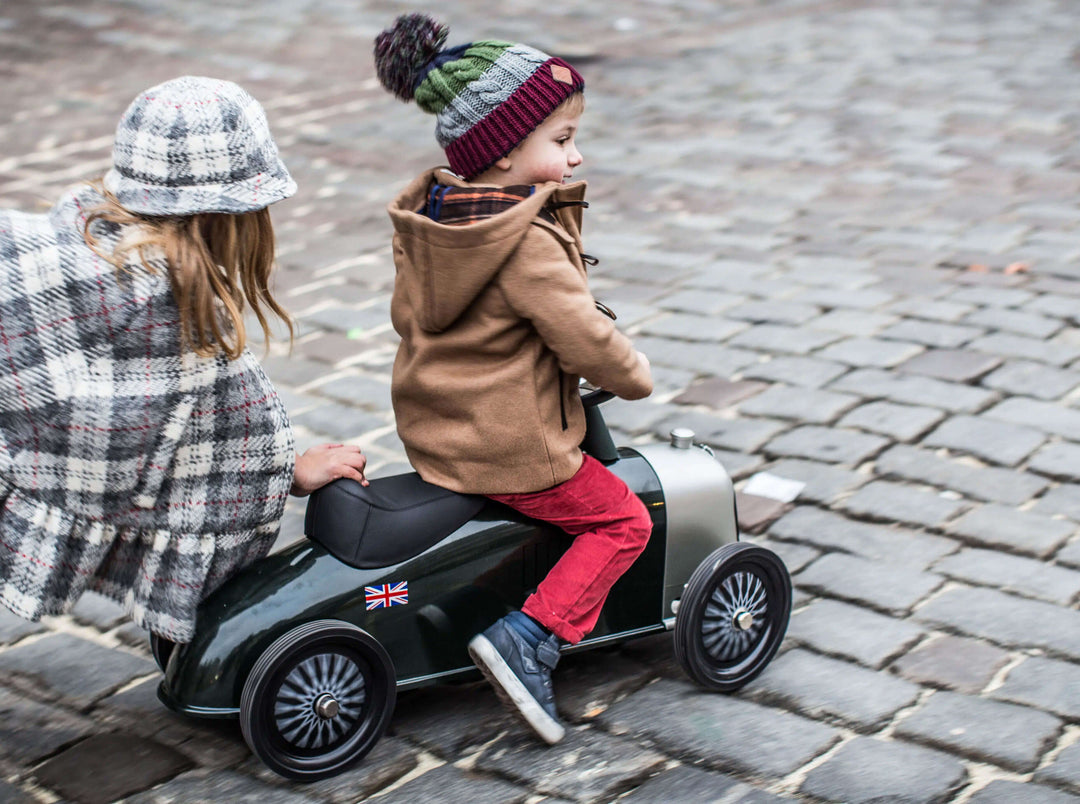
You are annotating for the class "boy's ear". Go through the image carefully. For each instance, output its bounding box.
[494,156,513,171]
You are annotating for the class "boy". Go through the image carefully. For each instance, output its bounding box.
[375,14,653,744]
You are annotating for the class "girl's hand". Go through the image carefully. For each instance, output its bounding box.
[291,443,369,496]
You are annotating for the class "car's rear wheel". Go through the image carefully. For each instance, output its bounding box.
[240,620,395,781]
[674,543,791,691]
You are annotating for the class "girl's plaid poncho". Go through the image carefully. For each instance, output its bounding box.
[0,186,295,642]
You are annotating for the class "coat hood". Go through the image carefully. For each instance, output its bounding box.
[387,168,587,332]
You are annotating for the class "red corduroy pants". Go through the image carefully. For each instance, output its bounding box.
[486,454,653,644]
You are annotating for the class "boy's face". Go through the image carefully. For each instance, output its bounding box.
[492,104,583,186]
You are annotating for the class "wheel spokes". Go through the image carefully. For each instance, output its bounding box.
[273,651,370,751]
[701,569,770,662]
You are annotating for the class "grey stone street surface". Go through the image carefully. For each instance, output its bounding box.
[3,0,1080,801]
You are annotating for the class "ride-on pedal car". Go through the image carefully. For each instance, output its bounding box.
[151,387,792,781]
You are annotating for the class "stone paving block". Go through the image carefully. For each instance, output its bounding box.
[657,288,746,316]
[124,769,323,803]
[392,681,516,758]
[603,399,678,435]
[946,503,1074,558]
[473,728,666,802]
[947,285,1036,308]
[598,679,839,779]
[759,459,870,504]
[245,736,419,804]
[818,336,925,368]
[963,306,1063,339]
[842,480,968,530]
[799,736,966,804]
[830,368,997,413]
[0,633,155,706]
[728,324,842,355]
[739,356,850,389]
[33,733,193,804]
[672,377,767,408]
[633,336,760,375]
[838,400,946,442]
[289,401,388,441]
[874,444,1048,506]
[624,769,794,804]
[769,505,957,569]
[639,313,748,342]
[1035,740,1080,793]
[738,384,859,423]
[763,425,889,465]
[879,319,984,348]
[551,648,656,724]
[890,634,1011,694]
[987,397,1080,441]
[991,655,1080,720]
[969,333,1080,366]
[968,780,1080,804]
[0,607,44,643]
[1032,484,1080,523]
[1061,538,1080,569]
[795,552,944,614]
[724,300,822,325]
[895,690,1061,772]
[0,686,95,765]
[0,781,35,804]
[897,348,1002,382]
[915,586,1080,659]
[746,648,920,731]
[743,535,821,575]
[981,360,1080,401]
[70,591,128,631]
[806,309,899,336]
[313,372,392,411]
[886,297,975,323]
[787,598,925,669]
[933,547,1080,605]
[1029,441,1080,482]
[924,414,1046,466]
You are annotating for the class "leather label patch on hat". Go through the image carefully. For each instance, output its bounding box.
[551,65,573,85]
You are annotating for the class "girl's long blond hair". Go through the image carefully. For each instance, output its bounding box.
[83,183,294,360]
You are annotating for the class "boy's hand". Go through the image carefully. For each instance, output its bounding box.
[636,350,651,374]
[291,443,369,496]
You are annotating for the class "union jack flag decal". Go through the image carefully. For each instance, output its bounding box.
[365,581,409,610]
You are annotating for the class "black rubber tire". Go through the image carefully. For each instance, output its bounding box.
[674,543,791,692]
[240,620,396,781]
[150,633,176,673]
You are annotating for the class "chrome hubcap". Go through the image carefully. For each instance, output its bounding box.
[274,653,367,749]
[702,570,767,662]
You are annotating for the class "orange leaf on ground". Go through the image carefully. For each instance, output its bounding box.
[1004,261,1031,274]
[967,263,990,272]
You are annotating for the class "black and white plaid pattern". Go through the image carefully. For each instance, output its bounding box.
[103,75,296,216]
[0,185,295,642]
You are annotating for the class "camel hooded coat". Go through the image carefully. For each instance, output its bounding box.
[387,168,652,495]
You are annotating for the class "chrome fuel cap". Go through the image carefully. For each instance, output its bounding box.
[670,428,695,449]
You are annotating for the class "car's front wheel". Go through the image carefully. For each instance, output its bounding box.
[674,543,791,691]
[240,620,396,781]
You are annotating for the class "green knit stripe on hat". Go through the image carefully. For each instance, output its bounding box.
[414,41,513,115]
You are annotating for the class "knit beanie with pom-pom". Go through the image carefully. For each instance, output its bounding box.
[374,13,585,179]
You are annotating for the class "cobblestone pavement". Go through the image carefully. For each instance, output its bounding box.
[3,0,1080,801]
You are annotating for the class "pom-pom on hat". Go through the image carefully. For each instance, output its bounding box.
[374,13,585,180]
[103,76,296,216]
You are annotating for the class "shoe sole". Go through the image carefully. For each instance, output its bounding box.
[468,634,566,745]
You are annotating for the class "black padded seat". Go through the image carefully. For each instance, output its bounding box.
[304,473,485,569]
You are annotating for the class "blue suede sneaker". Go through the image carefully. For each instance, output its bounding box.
[468,616,565,744]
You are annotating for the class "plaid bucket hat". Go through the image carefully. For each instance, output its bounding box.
[103,76,296,216]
